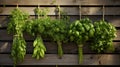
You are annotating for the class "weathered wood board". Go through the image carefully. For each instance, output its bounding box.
[0,29,120,40]
[0,0,120,6]
[0,42,120,54]
[0,0,120,66]
[0,16,120,27]
[0,7,120,15]
[0,54,120,65]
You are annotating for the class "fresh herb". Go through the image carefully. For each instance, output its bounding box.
[7,7,29,66]
[46,6,69,59]
[26,7,49,59]
[91,20,117,53]
[68,18,95,64]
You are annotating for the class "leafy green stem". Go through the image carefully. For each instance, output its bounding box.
[78,44,83,64]
[57,41,63,59]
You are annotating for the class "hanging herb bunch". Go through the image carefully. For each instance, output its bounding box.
[91,20,117,53]
[26,6,51,59]
[7,7,29,66]
[68,18,95,64]
[47,6,69,59]
[48,19,67,59]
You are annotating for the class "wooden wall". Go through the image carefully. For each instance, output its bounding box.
[0,0,120,66]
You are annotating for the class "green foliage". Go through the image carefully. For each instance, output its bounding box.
[7,8,29,34]
[48,19,67,42]
[40,6,70,58]
[7,6,117,65]
[69,18,95,44]
[47,19,67,58]
[68,18,95,64]
[7,7,29,66]
[91,20,117,53]
[32,35,46,59]
[26,7,50,59]
[46,11,69,58]
[11,35,26,66]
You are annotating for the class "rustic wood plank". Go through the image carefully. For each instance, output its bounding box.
[0,16,120,27]
[0,42,120,54]
[0,16,79,27]
[0,7,78,15]
[116,30,120,40]
[0,54,120,65]
[0,29,120,40]
[0,30,34,40]
[0,0,120,66]
[0,7,120,15]
[0,0,120,5]
[0,16,8,27]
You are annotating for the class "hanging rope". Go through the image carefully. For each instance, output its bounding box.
[79,5,82,20]
[102,5,105,21]
[17,3,18,8]
[16,0,19,8]
[38,4,40,18]
[58,5,61,20]
[38,4,40,8]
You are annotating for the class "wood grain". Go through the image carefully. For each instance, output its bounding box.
[0,7,120,15]
[0,42,120,54]
[0,16,120,27]
[0,29,120,40]
[0,54,120,65]
[0,0,120,5]
[0,0,120,65]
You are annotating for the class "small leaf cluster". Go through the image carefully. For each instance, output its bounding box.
[68,18,95,44]
[91,20,117,53]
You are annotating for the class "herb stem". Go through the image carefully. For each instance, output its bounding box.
[78,44,83,64]
[57,41,63,59]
